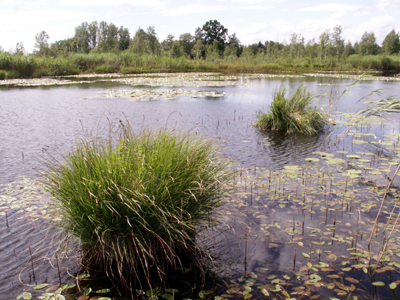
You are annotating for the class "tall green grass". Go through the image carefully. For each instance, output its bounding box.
[42,125,230,290]
[254,85,327,134]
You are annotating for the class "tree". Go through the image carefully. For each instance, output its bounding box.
[0,45,4,53]
[382,29,400,55]
[88,21,99,50]
[319,28,330,63]
[50,38,78,56]
[161,34,175,56]
[206,40,221,61]
[199,20,228,54]
[146,26,161,55]
[344,40,356,57]
[14,42,25,55]
[331,25,344,61]
[74,22,91,53]
[97,21,119,52]
[130,28,151,55]
[358,32,378,55]
[304,39,318,61]
[224,33,241,58]
[118,27,130,51]
[191,39,204,60]
[289,33,304,58]
[179,33,194,57]
[34,31,50,56]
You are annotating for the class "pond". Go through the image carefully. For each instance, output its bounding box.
[1,73,400,299]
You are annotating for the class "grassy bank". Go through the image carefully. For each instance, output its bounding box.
[1,52,400,79]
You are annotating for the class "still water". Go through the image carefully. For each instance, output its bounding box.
[1,74,400,299]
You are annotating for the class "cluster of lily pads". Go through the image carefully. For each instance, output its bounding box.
[88,89,240,101]
[206,116,400,299]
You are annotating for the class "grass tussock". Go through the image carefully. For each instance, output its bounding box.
[42,124,230,290]
[254,85,327,134]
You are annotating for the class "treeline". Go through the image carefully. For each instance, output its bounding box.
[1,20,400,79]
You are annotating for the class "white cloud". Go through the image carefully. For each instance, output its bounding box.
[238,5,275,9]
[59,0,168,8]
[352,15,398,44]
[375,0,400,11]
[217,0,281,3]
[300,3,360,12]
[159,3,227,16]
[0,8,92,52]
[329,11,346,19]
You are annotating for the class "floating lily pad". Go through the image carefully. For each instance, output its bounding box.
[305,158,320,162]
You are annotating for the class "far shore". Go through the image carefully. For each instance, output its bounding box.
[1,71,400,87]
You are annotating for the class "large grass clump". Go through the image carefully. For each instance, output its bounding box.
[42,125,229,289]
[254,85,327,134]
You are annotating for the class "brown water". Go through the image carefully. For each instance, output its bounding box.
[1,75,400,299]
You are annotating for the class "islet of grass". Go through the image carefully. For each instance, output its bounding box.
[42,124,230,290]
[254,85,328,134]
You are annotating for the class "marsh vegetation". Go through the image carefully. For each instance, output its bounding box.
[254,85,328,134]
[2,20,400,79]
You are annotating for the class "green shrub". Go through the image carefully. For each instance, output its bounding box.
[254,85,327,134]
[42,125,229,289]
[0,70,5,80]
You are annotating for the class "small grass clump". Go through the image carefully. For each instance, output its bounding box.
[254,85,327,134]
[42,124,229,290]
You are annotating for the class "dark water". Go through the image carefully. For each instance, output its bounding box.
[1,75,400,299]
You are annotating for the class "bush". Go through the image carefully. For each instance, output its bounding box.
[42,125,229,289]
[0,70,5,80]
[254,85,327,134]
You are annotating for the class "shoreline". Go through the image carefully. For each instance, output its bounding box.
[1,71,399,87]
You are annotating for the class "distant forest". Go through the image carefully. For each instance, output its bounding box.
[1,20,400,78]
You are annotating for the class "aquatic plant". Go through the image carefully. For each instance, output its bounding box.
[42,124,230,290]
[254,85,327,134]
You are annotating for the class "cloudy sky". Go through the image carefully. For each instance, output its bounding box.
[1,0,400,53]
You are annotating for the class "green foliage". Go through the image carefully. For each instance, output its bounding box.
[0,70,5,80]
[254,85,327,134]
[94,64,119,73]
[42,125,230,288]
[382,29,400,55]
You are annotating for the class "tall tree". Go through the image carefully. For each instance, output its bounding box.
[382,29,400,55]
[118,27,130,51]
[199,20,228,54]
[74,22,91,53]
[97,21,119,52]
[358,32,378,55]
[289,33,304,58]
[130,28,151,55]
[319,28,330,63]
[34,30,50,56]
[331,25,344,61]
[88,21,99,50]
[14,42,25,55]
[146,26,161,55]
[179,33,195,57]
[344,40,356,57]
[161,34,175,56]
[191,39,204,59]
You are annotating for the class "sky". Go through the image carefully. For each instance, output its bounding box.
[1,0,400,53]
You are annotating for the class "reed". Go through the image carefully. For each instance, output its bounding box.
[254,85,327,134]
[42,124,230,290]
